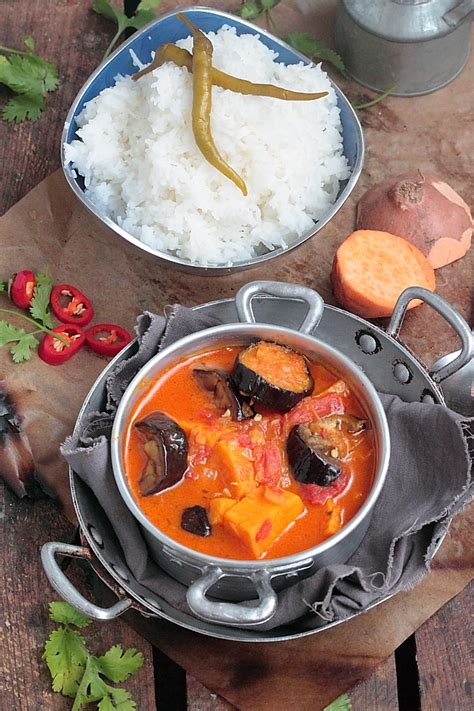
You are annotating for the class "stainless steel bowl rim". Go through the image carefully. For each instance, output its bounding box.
[61,6,364,274]
[111,321,391,571]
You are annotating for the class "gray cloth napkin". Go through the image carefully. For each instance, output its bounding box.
[61,307,473,632]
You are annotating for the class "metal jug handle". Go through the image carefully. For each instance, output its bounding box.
[41,542,132,621]
[443,1,473,29]
[186,567,277,626]
[386,287,472,383]
[235,281,324,334]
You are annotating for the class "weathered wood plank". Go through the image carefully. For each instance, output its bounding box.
[187,675,236,711]
[417,582,472,711]
[0,483,156,710]
[351,655,399,711]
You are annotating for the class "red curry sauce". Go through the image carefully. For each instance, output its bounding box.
[123,346,375,560]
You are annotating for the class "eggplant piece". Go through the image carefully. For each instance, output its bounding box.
[0,385,38,498]
[287,424,342,486]
[231,341,314,413]
[135,412,188,495]
[181,505,212,537]
[193,369,253,420]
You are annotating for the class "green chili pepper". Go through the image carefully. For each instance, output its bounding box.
[133,43,329,103]
[176,13,248,196]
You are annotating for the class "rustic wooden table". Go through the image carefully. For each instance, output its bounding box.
[0,2,471,710]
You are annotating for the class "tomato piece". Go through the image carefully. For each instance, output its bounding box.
[10,271,36,309]
[284,393,345,430]
[51,284,94,326]
[300,467,351,506]
[85,323,132,357]
[38,325,85,365]
[255,442,281,487]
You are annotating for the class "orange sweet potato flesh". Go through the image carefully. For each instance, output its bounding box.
[332,230,436,319]
[223,487,305,557]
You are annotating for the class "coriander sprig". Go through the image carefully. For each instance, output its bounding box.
[43,601,144,710]
[0,36,60,123]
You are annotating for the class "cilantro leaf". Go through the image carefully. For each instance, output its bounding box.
[49,601,92,629]
[97,645,144,683]
[72,655,137,711]
[0,54,58,96]
[43,626,89,697]
[286,32,347,77]
[323,693,352,711]
[0,320,38,362]
[93,0,160,58]
[24,36,36,51]
[10,332,39,363]
[0,40,60,123]
[237,1,262,20]
[0,320,27,346]
[29,270,54,328]
[2,92,44,122]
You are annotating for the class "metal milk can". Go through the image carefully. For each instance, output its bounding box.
[334,0,473,95]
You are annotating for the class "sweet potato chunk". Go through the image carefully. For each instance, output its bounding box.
[209,497,237,525]
[206,437,256,498]
[223,487,305,557]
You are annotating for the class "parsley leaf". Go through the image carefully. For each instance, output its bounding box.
[43,626,89,697]
[29,270,54,328]
[0,38,60,123]
[49,601,92,629]
[286,32,347,77]
[92,0,161,58]
[97,646,144,683]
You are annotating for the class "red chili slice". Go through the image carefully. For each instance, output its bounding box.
[85,323,132,358]
[38,325,85,366]
[10,271,37,309]
[50,284,94,327]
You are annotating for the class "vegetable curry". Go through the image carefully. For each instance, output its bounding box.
[123,343,376,560]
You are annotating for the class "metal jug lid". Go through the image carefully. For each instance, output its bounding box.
[341,0,473,43]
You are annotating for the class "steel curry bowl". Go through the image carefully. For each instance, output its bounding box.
[110,282,390,627]
[61,7,364,276]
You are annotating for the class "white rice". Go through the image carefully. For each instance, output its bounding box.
[65,26,350,266]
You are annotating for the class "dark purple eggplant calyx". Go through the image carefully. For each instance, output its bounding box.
[135,412,188,496]
[193,368,253,420]
[0,386,38,498]
[287,424,341,487]
[181,505,212,537]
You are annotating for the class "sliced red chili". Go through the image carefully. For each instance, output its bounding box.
[38,325,85,366]
[85,323,132,358]
[50,284,94,327]
[9,271,37,309]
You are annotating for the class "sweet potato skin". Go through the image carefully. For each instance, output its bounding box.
[356,172,472,269]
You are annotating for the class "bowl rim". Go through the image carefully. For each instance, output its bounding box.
[61,5,365,274]
[110,322,391,570]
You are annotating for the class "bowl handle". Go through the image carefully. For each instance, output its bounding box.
[386,287,472,384]
[235,281,324,334]
[41,542,132,621]
[186,567,277,626]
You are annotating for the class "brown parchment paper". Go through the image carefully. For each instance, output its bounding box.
[0,3,472,707]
